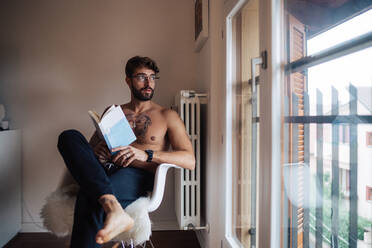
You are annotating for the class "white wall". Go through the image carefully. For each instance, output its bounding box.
[0,0,198,232]
[196,1,262,247]
[358,125,372,220]
[194,0,227,247]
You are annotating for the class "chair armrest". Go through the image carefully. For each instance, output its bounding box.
[148,163,181,212]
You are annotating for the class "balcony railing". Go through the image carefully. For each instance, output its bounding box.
[283,84,372,248]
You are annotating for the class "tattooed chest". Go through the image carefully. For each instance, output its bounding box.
[126,113,165,144]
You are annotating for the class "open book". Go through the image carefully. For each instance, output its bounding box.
[88,105,136,153]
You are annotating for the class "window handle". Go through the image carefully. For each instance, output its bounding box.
[250,50,267,94]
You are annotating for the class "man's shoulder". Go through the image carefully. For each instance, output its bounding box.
[160,107,178,118]
[119,103,130,110]
[160,108,183,130]
[148,102,177,117]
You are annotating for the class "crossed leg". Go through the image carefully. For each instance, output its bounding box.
[57,129,152,247]
[95,194,133,244]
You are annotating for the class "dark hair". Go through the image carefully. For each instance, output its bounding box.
[125,56,160,77]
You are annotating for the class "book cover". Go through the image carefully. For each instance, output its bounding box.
[89,105,137,153]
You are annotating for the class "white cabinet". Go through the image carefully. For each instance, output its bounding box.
[0,130,21,246]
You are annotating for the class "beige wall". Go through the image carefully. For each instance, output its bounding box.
[194,0,256,247]
[0,0,198,231]
[194,0,226,247]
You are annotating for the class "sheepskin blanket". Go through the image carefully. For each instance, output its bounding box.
[40,184,151,246]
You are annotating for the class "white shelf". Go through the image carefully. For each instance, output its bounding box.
[0,130,22,246]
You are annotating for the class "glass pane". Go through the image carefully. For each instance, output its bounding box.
[287,2,372,56]
[281,3,372,248]
[307,10,372,55]
[230,0,259,247]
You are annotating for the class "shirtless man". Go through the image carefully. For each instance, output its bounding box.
[57,56,195,248]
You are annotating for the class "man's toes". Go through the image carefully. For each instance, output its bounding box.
[96,236,104,244]
[96,230,108,244]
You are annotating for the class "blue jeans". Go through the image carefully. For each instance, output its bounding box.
[57,129,154,248]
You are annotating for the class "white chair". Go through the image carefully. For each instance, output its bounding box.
[40,163,181,248]
[115,163,181,248]
[148,163,180,212]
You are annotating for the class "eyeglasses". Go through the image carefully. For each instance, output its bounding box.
[131,74,160,82]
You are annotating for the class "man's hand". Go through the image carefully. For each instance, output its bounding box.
[93,140,111,164]
[111,146,148,168]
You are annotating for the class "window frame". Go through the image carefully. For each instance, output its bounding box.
[224,0,283,247]
[226,1,372,248]
[224,1,251,248]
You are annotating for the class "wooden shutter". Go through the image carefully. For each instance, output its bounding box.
[288,14,307,248]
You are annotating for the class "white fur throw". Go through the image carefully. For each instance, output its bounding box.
[40,184,152,246]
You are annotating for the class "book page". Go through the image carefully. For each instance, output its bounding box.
[101,104,116,119]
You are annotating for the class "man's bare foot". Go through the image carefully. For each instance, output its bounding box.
[95,194,134,244]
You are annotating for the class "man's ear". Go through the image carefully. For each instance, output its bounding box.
[125,77,131,86]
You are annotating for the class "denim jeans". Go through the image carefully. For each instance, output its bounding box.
[57,129,154,248]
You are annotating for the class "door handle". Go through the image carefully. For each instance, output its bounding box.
[251,57,262,95]
[249,50,266,248]
[250,50,267,95]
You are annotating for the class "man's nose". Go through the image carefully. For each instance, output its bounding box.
[144,78,152,86]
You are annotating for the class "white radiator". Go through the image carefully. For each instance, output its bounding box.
[173,90,207,230]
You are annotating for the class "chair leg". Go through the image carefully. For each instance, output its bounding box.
[110,241,123,248]
[117,240,132,248]
[116,239,153,248]
[138,240,154,248]
[149,238,155,248]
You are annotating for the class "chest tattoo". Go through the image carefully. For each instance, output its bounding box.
[126,113,152,139]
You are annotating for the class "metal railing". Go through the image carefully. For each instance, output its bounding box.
[284,84,372,248]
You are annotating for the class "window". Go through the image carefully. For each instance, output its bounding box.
[281,3,372,248]
[225,1,372,247]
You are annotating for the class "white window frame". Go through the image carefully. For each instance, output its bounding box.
[224,1,250,247]
[223,0,283,247]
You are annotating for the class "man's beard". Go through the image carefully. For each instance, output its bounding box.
[131,85,154,101]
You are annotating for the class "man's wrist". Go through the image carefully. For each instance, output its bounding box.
[145,149,154,162]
